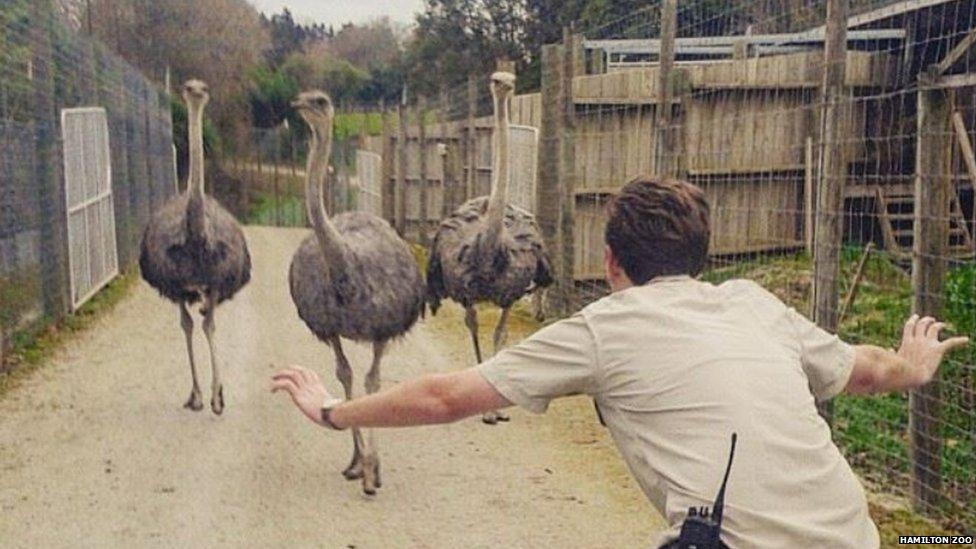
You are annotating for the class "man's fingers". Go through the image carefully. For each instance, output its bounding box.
[926,322,946,339]
[271,378,300,398]
[272,369,305,388]
[937,336,970,354]
[915,316,935,338]
[903,314,919,341]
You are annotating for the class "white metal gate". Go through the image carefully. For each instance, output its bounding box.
[62,107,119,310]
[508,125,538,214]
[356,150,383,217]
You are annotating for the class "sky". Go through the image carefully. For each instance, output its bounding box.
[249,0,425,28]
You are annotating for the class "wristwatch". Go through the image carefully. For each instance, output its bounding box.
[320,396,346,431]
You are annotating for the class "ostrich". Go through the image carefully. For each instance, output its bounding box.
[426,71,553,424]
[139,79,251,415]
[288,90,425,496]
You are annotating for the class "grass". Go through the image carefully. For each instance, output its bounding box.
[0,270,138,398]
[244,191,306,227]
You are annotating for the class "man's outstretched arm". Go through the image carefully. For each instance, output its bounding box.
[271,367,511,429]
[846,315,969,395]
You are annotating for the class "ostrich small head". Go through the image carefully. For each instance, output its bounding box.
[489,71,516,100]
[292,90,335,136]
[182,79,210,108]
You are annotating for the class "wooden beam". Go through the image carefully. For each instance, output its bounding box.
[812,0,849,424]
[933,25,976,76]
[911,82,951,513]
[417,96,429,246]
[952,110,976,188]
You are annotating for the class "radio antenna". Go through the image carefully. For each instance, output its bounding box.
[711,432,737,526]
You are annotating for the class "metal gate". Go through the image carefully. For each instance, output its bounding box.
[61,108,119,310]
[508,125,538,213]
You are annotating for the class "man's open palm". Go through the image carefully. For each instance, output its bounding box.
[898,315,969,387]
[271,367,333,427]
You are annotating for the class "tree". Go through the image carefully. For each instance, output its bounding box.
[86,0,269,137]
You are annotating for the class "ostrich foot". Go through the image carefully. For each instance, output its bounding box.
[343,458,364,480]
[184,389,204,411]
[210,385,224,415]
[482,410,510,425]
[362,455,381,496]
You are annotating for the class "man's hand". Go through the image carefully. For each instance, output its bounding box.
[897,315,970,388]
[271,367,334,427]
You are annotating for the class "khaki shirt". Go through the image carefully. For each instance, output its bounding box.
[478,276,879,548]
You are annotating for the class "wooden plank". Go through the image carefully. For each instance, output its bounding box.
[396,101,408,235]
[805,136,814,254]
[466,75,478,201]
[933,25,976,76]
[559,28,579,313]
[911,82,951,513]
[952,110,976,189]
[417,97,429,246]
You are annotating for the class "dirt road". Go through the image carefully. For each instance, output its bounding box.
[0,226,661,548]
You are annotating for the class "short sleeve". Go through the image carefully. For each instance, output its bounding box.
[784,306,856,401]
[476,313,599,414]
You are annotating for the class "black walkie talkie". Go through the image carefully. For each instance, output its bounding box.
[674,433,738,549]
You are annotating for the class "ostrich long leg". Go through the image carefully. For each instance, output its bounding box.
[483,306,512,425]
[361,341,386,495]
[181,302,204,411]
[464,306,483,363]
[492,306,511,354]
[330,336,366,480]
[201,294,224,415]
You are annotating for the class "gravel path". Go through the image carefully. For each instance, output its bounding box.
[0,226,662,548]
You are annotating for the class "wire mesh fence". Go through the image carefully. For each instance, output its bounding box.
[0,1,176,356]
[364,0,975,531]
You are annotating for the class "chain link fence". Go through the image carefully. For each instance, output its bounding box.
[1,0,176,360]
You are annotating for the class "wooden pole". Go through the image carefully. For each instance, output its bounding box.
[538,42,565,315]
[558,27,579,314]
[466,75,478,200]
[655,0,677,176]
[838,242,874,325]
[910,81,951,512]
[417,96,430,246]
[811,0,849,424]
[396,101,408,236]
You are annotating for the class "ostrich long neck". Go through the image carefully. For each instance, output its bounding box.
[485,91,510,245]
[306,126,348,274]
[185,100,208,241]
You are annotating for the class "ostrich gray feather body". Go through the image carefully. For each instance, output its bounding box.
[139,194,251,305]
[427,196,552,314]
[289,211,425,344]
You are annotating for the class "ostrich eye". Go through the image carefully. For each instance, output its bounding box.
[316,97,328,107]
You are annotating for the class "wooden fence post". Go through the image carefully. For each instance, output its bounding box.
[655,0,677,176]
[538,43,565,315]
[466,75,478,200]
[439,89,457,218]
[910,82,951,513]
[396,101,408,236]
[558,28,579,313]
[811,0,849,424]
[381,102,396,225]
[418,96,430,246]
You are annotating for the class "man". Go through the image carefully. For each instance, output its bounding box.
[272,177,968,547]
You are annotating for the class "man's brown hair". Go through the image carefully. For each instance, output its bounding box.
[604,176,711,285]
